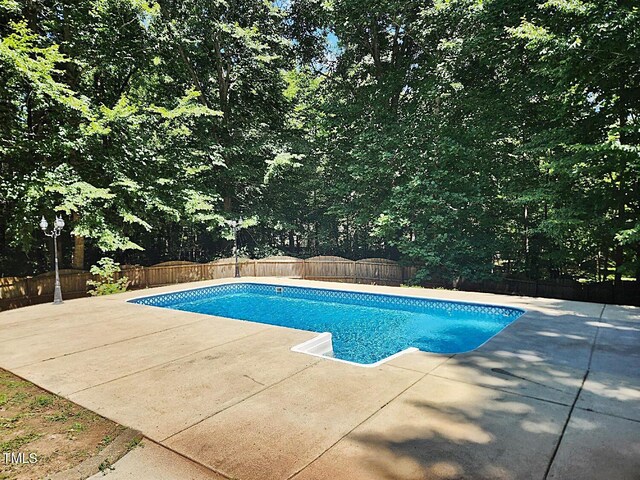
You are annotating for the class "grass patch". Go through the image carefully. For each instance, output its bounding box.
[10,392,27,404]
[0,379,30,390]
[98,459,114,473]
[127,437,143,451]
[45,412,69,422]
[0,368,124,480]
[0,415,22,429]
[99,434,113,448]
[0,433,42,452]
[70,422,85,432]
[30,395,54,409]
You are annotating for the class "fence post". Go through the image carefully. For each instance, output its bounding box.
[25,277,32,304]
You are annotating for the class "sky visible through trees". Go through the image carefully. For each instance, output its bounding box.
[0,0,638,287]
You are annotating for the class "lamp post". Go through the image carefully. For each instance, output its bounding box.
[40,215,65,305]
[225,218,243,278]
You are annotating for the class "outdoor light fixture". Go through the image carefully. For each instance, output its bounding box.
[40,214,65,304]
[225,218,243,278]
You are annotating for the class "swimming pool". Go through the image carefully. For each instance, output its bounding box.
[130,283,524,366]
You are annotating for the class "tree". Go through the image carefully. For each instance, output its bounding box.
[1,0,637,288]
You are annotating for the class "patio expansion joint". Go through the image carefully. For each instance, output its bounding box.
[427,372,573,408]
[542,303,605,480]
[383,350,577,409]
[11,316,212,370]
[66,327,272,396]
[488,367,568,394]
[384,354,455,374]
[574,406,640,424]
[389,347,570,403]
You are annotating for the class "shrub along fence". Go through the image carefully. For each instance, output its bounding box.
[0,256,416,311]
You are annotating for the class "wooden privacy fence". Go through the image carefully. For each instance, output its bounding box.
[3,257,638,310]
[0,256,415,311]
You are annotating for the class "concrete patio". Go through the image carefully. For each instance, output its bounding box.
[1,278,638,480]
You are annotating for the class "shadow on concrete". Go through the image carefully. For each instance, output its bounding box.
[315,310,640,480]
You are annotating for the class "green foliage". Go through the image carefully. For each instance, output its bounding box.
[0,20,90,115]
[0,0,637,286]
[87,258,129,295]
[291,0,639,283]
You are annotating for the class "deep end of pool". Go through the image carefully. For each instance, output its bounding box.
[129,283,525,366]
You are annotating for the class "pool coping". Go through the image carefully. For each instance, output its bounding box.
[127,280,526,368]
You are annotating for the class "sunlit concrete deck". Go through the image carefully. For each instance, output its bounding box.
[1,278,638,480]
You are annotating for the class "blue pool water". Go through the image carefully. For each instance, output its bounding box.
[130,283,524,365]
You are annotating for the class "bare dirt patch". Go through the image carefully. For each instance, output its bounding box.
[0,368,124,480]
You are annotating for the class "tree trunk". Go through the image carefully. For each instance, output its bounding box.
[213,33,230,128]
[367,17,383,80]
[614,245,623,285]
[71,213,84,269]
[636,243,640,286]
[523,205,529,276]
[72,235,85,269]
[614,75,629,287]
[162,13,211,108]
